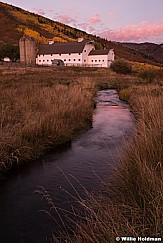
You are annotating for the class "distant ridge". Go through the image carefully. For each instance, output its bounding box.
[122,42,163,64]
[0,1,162,65]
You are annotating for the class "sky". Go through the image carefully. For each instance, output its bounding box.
[3,0,163,43]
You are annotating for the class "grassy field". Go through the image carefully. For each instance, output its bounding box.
[0,65,162,168]
[0,64,163,241]
[0,65,138,174]
[0,66,99,174]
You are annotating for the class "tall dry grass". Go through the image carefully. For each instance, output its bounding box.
[0,65,144,174]
[53,84,163,242]
[0,72,97,173]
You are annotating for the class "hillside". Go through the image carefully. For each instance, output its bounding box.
[0,1,162,65]
[122,42,163,64]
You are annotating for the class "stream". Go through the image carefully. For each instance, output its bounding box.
[0,89,134,243]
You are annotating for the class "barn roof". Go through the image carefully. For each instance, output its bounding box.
[38,40,93,55]
[88,49,111,56]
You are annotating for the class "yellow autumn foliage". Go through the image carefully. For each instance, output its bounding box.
[11,11,38,24]
[52,37,66,42]
[9,4,85,44]
[129,61,162,72]
[24,28,48,43]
[41,24,55,34]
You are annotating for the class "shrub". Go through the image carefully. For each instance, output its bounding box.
[138,69,158,83]
[0,43,19,62]
[119,87,132,101]
[111,59,132,74]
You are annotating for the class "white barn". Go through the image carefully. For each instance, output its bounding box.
[36,38,114,68]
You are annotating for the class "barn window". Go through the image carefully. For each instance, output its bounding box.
[99,60,101,62]
[74,59,76,61]
[47,60,49,62]
[84,50,86,52]
[59,54,61,56]
[84,60,86,62]
[51,54,52,56]
[102,60,104,62]
[95,60,97,62]
[64,59,66,61]
[91,60,93,62]
[43,60,45,62]
[39,60,41,62]
[69,59,71,61]
[69,53,71,55]
[78,59,81,61]
[79,53,81,55]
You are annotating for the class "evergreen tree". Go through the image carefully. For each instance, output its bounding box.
[0,43,19,62]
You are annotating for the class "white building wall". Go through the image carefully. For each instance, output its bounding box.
[3,57,11,62]
[88,55,109,67]
[108,49,115,67]
[36,43,114,68]
[36,53,83,66]
[88,50,114,68]
[82,43,95,64]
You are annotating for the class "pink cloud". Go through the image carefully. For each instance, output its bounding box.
[34,9,46,16]
[99,22,163,42]
[108,10,115,17]
[89,14,101,24]
[88,26,96,32]
[53,12,102,32]
[77,22,96,33]
[78,22,89,29]
[54,14,77,25]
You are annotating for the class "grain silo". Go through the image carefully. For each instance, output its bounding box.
[19,36,36,65]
